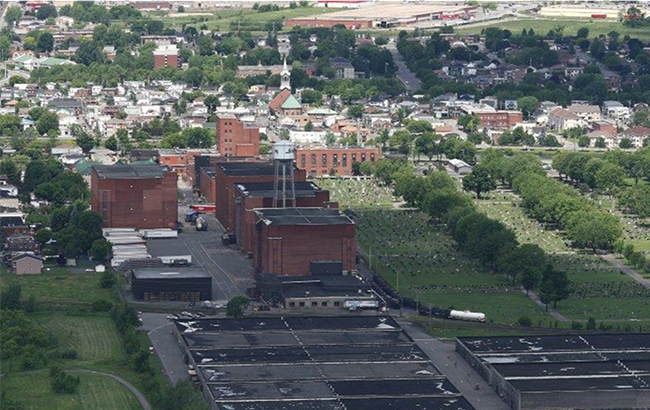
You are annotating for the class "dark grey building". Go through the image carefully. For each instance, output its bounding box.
[172,316,477,410]
[457,334,650,410]
[130,267,211,302]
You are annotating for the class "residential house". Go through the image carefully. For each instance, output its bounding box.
[548,108,584,131]
[12,253,43,275]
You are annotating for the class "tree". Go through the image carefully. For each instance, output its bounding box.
[566,210,622,252]
[497,244,546,290]
[35,229,53,246]
[415,132,437,160]
[538,265,572,309]
[577,135,590,148]
[37,32,54,53]
[462,164,496,199]
[595,162,625,191]
[74,41,104,65]
[197,35,215,56]
[576,27,589,38]
[619,137,633,149]
[36,111,59,136]
[91,239,112,261]
[1,284,22,310]
[226,296,250,318]
[99,271,116,288]
[304,120,314,131]
[204,95,220,113]
[5,6,22,26]
[75,130,95,154]
[36,4,57,20]
[517,96,539,119]
[457,114,481,132]
[595,137,607,148]
[105,135,118,151]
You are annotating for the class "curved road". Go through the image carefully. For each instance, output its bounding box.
[70,369,153,410]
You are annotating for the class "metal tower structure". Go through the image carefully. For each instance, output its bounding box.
[272,141,296,208]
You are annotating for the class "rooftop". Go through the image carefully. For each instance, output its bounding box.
[175,316,476,410]
[93,164,168,179]
[219,162,276,177]
[132,267,210,280]
[255,208,354,226]
[235,181,321,198]
[458,333,650,395]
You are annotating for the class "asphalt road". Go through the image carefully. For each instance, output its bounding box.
[385,43,421,93]
[177,209,254,302]
[140,312,189,385]
[398,321,511,410]
[70,369,152,410]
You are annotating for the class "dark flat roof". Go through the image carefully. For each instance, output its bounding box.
[458,333,650,395]
[176,316,476,410]
[132,267,210,280]
[236,181,321,198]
[219,162,276,177]
[147,238,190,257]
[93,164,167,179]
[255,208,353,226]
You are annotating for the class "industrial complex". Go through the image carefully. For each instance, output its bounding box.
[173,316,477,410]
[457,334,650,410]
[286,3,476,29]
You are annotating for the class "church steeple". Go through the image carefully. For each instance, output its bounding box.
[280,56,291,91]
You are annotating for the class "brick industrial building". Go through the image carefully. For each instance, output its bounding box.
[473,110,523,129]
[214,162,307,232]
[253,208,356,276]
[153,45,179,69]
[91,164,178,229]
[153,44,180,70]
[295,147,380,176]
[233,181,336,254]
[216,114,260,157]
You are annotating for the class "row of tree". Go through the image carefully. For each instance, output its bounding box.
[381,160,572,307]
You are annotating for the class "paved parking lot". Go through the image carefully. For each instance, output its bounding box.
[174,207,254,303]
[141,312,189,385]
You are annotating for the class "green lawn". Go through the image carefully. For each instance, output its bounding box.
[457,18,650,42]
[314,177,397,210]
[355,209,550,325]
[35,314,123,362]
[156,7,340,32]
[1,268,116,305]
[557,297,650,321]
[1,371,141,410]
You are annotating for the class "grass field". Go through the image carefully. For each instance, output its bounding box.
[35,314,123,362]
[154,7,340,32]
[1,268,115,305]
[355,209,551,325]
[456,18,650,42]
[314,177,397,210]
[2,371,141,410]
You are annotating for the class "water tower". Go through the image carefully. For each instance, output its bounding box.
[272,141,296,208]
